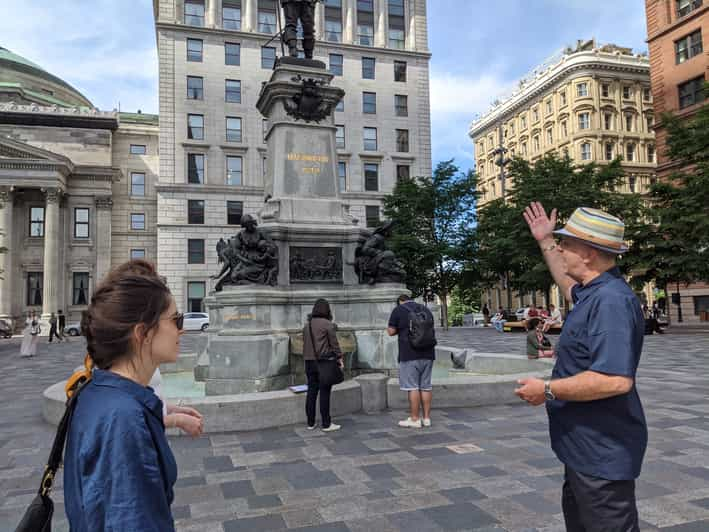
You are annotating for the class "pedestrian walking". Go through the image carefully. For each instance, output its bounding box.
[20,312,33,357]
[57,310,66,341]
[515,203,646,531]
[482,303,490,326]
[27,311,41,356]
[302,298,344,432]
[48,312,60,343]
[388,294,437,428]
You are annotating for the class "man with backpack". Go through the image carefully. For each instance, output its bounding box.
[387,294,437,428]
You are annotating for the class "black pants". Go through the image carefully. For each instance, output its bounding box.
[305,360,332,427]
[283,3,315,57]
[49,325,59,342]
[562,466,640,532]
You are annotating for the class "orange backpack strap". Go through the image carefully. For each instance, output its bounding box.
[65,354,94,399]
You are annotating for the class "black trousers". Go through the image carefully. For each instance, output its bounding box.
[562,466,640,532]
[282,3,315,56]
[305,360,332,427]
[49,325,59,342]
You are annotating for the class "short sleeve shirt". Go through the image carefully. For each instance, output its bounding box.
[388,302,436,362]
[547,267,647,480]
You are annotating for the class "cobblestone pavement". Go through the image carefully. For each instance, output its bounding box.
[1,328,708,531]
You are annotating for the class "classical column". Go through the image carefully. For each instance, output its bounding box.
[344,0,356,43]
[374,0,388,48]
[314,1,325,41]
[208,0,220,27]
[41,188,62,327]
[243,0,256,31]
[95,196,113,283]
[0,187,14,321]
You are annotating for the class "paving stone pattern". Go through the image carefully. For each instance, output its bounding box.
[1,329,708,531]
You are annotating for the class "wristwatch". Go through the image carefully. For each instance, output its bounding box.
[544,380,556,401]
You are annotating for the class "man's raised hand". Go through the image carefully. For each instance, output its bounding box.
[523,202,557,243]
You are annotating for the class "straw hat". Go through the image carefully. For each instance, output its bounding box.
[553,207,628,254]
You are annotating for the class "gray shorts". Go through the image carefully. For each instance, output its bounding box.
[399,359,433,391]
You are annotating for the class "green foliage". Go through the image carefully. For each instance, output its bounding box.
[383,160,478,328]
[447,284,481,326]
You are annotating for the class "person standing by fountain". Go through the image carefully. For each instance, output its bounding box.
[302,298,343,432]
[63,260,182,531]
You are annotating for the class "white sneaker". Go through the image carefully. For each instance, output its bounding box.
[422,418,431,427]
[322,423,341,432]
[398,417,422,428]
[307,424,317,430]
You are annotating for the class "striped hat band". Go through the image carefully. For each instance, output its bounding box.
[553,207,627,253]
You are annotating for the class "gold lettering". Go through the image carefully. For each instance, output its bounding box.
[287,152,329,163]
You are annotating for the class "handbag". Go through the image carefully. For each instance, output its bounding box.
[308,320,344,387]
[14,379,88,532]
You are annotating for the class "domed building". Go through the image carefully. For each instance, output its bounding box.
[0,46,158,331]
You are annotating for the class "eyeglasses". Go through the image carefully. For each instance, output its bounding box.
[165,312,184,330]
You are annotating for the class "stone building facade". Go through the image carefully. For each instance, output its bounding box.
[645,0,708,325]
[153,0,432,310]
[468,40,657,311]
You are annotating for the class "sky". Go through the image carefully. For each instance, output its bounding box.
[0,0,650,174]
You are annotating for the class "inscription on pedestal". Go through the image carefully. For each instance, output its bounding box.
[289,247,343,284]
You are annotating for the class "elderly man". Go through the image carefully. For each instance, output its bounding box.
[280,0,317,58]
[515,203,646,532]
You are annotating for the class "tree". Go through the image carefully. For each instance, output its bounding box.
[383,160,478,329]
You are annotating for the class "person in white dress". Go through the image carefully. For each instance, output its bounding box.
[28,312,41,356]
[20,312,33,357]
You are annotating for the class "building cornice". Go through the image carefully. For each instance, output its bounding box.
[469,51,650,138]
[0,102,118,130]
[155,183,265,196]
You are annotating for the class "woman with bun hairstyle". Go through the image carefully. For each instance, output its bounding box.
[63,259,184,531]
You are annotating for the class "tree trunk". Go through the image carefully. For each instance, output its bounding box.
[440,286,449,330]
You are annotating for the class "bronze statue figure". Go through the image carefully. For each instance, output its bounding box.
[353,221,406,284]
[280,0,318,58]
[211,214,279,290]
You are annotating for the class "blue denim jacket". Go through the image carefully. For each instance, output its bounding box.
[64,369,177,531]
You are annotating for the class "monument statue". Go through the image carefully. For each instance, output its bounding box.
[352,221,406,285]
[211,214,279,290]
[280,0,318,58]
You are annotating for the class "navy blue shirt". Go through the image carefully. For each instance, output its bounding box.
[547,267,647,480]
[64,369,177,531]
[388,301,436,362]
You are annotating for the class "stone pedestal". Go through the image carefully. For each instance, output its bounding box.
[356,373,389,413]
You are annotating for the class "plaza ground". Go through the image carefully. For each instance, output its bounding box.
[1,328,708,531]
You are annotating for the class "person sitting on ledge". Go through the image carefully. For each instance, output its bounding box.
[526,317,554,359]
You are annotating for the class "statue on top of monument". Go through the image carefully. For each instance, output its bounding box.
[280,0,318,59]
[352,221,406,285]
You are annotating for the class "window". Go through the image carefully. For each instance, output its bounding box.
[325,0,343,42]
[521,115,527,129]
[223,2,241,30]
[187,153,205,184]
[364,163,379,191]
[74,208,89,238]
[329,54,343,76]
[226,117,242,142]
[396,129,409,152]
[675,30,703,63]
[394,61,407,82]
[388,0,405,49]
[545,100,553,114]
[188,114,204,140]
[26,272,43,306]
[363,92,376,114]
[29,207,44,236]
[546,128,553,144]
[560,90,567,106]
[677,0,703,18]
[187,282,206,312]
[647,145,655,163]
[226,156,242,185]
[646,114,654,130]
[72,272,89,305]
[625,113,633,132]
[623,86,632,99]
[258,0,277,33]
[522,142,528,156]
[679,76,706,109]
[576,82,588,97]
[363,127,377,151]
[187,76,203,99]
[396,164,410,182]
[643,88,651,101]
[336,125,345,148]
[365,205,380,227]
[261,46,276,69]
[561,121,568,137]
[185,0,205,26]
[338,161,347,191]
[626,143,635,162]
[604,113,613,130]
[578,112,590,130]
[130,144,146,155]
[357,0,374,45]
[131,172,145,196]
[601,84,610,98]
[628,175,637,193]
[187,38,203,62]
[533,135,540,151]
[693,294,709,315]
[581,143,591,161]
[532,108,539,122]
[188,239,205,264]
[362,57,376,79]
[130,249,145,260]
[227,200,243,225]
[225,79,241,103]
[605,143,614,161]
[188,199,205,224]
[395,94,408,117]
[225,42,241,65]
[335,99,344,112]
[509,123,515,134]
[131,213,145,230]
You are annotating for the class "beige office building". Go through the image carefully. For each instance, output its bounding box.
[468,40,657,311]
